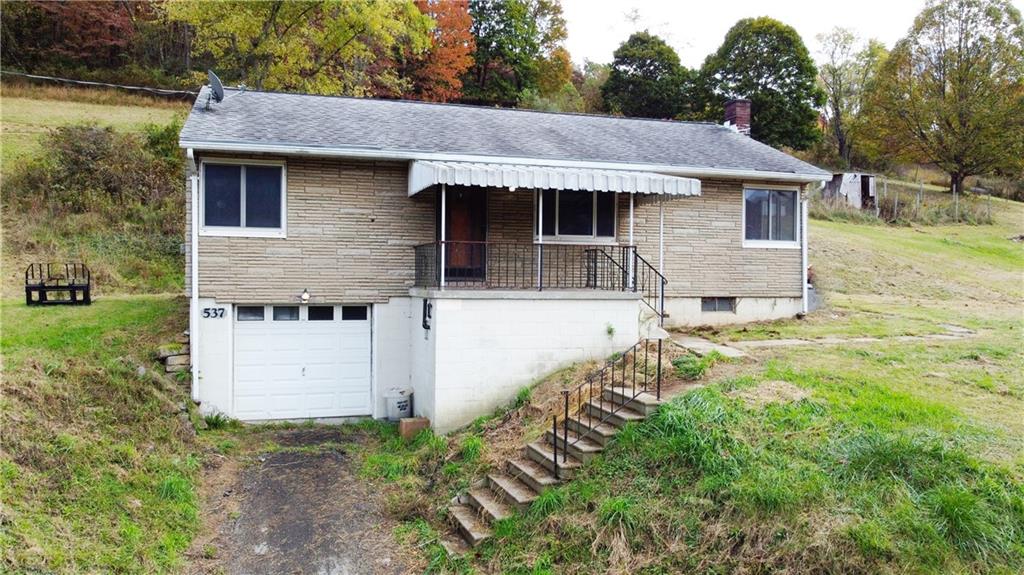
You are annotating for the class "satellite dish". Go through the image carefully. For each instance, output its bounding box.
[207,70,224,103]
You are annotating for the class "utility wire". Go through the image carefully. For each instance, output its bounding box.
[0,70,197,98]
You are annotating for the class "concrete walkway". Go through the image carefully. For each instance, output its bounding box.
[671,335,748,358]
[673,324,976,354]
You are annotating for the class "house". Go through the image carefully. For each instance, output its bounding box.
[823,172,877,210]
[178,92,830,432]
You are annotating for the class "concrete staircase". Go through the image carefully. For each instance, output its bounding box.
[447,386,664,547]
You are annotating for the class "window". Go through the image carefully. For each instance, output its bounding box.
[272,306,299,321]
[342,306,368,321]
[308,306,334,321]
[536,190,616,240]
[701,297,736,312]
[744,188,798,245]
[202,161,285,236]
[237,306,265,321]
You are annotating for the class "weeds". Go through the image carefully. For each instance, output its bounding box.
[203,412,239,431]
[459,435,484,464]
[597,496,640,534]
[671,351,723,380]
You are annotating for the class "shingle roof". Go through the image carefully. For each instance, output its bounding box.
[179,86,830,180]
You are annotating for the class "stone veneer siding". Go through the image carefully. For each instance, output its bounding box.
[620,180,804,298]
[188,156,433,303]
[187,156,802,302]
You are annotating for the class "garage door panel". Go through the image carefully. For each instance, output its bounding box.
[232,305,372,420]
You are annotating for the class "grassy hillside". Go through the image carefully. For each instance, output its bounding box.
[363,202,1024,574]
[1,83,186,172]
[0,84,188,299]
[0,296,199,573]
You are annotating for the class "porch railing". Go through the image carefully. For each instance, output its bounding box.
[412,241,667,317]
[551,337,663,479]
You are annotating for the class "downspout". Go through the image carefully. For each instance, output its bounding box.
[187,148,200,402]
[801,193,809,315]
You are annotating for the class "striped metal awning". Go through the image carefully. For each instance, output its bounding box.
[408,160,701,197]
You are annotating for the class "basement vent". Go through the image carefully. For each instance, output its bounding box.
[701,297,736,313]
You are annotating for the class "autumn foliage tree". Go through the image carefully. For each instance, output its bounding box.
[167,0,434,96]
[401,0,476,102]
[0,1,137,71]
[863,0,1024,196]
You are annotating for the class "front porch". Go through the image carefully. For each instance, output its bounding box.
[406,160,702,318]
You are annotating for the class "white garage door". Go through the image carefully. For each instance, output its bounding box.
[233,304,371,420]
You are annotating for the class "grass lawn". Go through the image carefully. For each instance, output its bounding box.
[353,201,1024,574]
[0,295,199,573]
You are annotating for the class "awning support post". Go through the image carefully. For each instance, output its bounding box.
[536,188,544,291]
[658,194,665,276]
[628,192,635,290]
[440,183,447,289]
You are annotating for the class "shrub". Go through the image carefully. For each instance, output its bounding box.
[9,124,179,214]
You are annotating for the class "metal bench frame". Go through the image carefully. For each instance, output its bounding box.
[25,263,92,306]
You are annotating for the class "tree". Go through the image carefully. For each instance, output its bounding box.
[601,31,689,119]
[0,1,137,71]
[573,60,610,113]
[461,0,567,106]
[863,0,1024,199]
[816,28,888,166]
[697,17,825,150]
[537,45,573,96]
[402,0,476,102]
[167,0,434,96]
[462,0,539,105]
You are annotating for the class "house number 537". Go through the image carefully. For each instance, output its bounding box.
[202,307,225,318]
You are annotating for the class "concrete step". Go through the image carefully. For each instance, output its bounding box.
[543,428,604,463]
[564,416,619,446]
[583,399,646,428]
[487,471,537,511]
[506,457,560,494]
[602,386,663,416]
[449,504,491,547]
[467,486,512,524]
[525,440,581,480]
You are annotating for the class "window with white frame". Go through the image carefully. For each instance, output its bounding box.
[202,161,285,235]
[535,190,616,240]
[744,188,798,244]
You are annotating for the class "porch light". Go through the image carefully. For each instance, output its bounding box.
[300,288,310,304]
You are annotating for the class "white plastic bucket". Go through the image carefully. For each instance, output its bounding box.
[385,387,413,421]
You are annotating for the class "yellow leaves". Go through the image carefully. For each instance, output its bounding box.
[168,0,433,96]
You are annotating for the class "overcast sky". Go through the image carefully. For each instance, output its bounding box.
[560,0,1017,68]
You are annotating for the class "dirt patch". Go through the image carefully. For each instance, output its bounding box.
[730,380,810,408]
[188,428,413,575]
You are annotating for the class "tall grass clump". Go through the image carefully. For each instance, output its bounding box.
[671,351,723,380]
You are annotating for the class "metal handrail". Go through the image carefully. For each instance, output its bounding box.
[551,337,664,479]
[413,240,639,292]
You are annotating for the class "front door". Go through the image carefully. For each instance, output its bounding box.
[441,187,487,281]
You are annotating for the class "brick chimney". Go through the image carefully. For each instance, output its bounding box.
[724,98,751,136]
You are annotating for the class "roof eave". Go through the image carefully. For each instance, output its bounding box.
[178,139,832,183]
